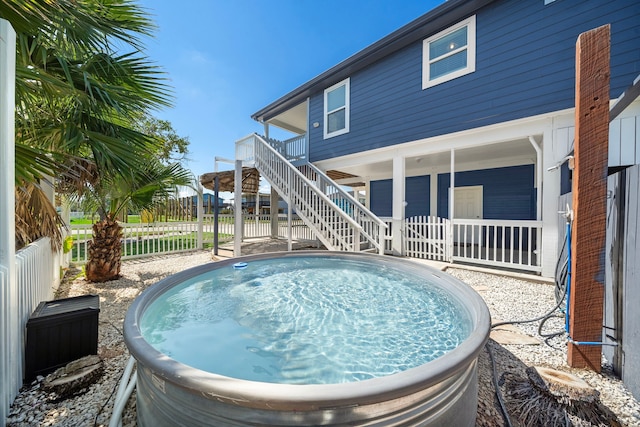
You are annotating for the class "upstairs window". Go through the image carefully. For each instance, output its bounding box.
[422,15,476,89]
[324,78,350,139]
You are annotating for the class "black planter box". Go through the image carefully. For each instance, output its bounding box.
[24,294,100,383]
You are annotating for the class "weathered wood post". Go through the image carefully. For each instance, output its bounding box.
[568,24,610,371]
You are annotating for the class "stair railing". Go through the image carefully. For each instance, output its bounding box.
[247,134,364,251]
[297,163,387,254]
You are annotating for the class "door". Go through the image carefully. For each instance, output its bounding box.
[454,186,483,243]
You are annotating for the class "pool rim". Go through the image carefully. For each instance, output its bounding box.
[123,251,491,411]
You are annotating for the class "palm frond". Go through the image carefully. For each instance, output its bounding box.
[15,181,65,251]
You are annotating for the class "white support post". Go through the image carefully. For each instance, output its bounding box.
[529,135,544,272]
[0,18,17,423]
[528,136,543,221]
[233,160,242,257]
[391,155,405,255]
[430,170,438,217]
[449,149,456,221]
[541,124,559,277]
[270,187,278,238]
[448,149,456,262]
[287,168,292,252]
[197,183,204,250]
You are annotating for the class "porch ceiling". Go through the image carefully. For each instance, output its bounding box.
[325,137,535,182]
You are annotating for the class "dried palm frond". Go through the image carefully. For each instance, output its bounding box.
[504,366,621,427]
[15,181,65,251]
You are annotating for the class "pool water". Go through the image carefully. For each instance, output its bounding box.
[140,256,472,385]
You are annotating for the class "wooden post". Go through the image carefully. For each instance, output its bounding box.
[568,24,610,371]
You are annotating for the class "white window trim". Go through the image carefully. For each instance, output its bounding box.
[323,78,350,139]
[422,15,476,89]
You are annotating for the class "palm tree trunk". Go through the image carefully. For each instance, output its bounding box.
[86,215,122,282]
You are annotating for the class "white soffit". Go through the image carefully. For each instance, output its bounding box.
[267,101,308,134]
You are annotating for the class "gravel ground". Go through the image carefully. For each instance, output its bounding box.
[6,250,640,426]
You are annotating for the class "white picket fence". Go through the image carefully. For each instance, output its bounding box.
[404,216,451,261]
[70,222,204,264]
[1,238,61,422]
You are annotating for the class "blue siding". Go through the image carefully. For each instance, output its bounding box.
[369,175,430,218]
[370,180,392,217]
[437,164,535,220]
[406,176,430,217]
[309,0,640,162]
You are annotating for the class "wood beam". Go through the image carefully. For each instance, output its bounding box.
[568,24,610,371]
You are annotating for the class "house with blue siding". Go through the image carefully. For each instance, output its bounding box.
[236,0,640,278]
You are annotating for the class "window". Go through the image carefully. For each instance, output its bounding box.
[324,78,350,139]
[422,15,476,89]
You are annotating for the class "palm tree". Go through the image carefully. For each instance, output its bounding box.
[1,0,180,257]
[61,160,193,282]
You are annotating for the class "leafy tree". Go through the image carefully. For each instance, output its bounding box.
[134,112,190,163]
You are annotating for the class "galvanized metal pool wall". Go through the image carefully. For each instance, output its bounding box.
[124,252,491,426]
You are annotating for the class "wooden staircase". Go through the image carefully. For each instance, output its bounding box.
[238,134,386,253]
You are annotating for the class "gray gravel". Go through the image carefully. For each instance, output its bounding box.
[6,251,640,426]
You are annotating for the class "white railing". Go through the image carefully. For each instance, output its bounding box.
[404,216,451,261]
[452,219,542,272]
[380,217,394,254]
[297,163,387,253]
[248,134,366,252]
[265,134,307,163]
[70,216,317,263]
[70,222,203,264]
[1,238,60,422]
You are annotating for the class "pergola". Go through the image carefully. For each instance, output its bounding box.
[200,167,260,194]
[199,167,261,256]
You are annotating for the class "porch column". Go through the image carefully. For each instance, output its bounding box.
[391,155,405,255]
[270,186,278,238]
[449,149,455,220]
[541,124,560,278]
[448,149,455,262]
[530,137,543,220]
[233,160,242,256]
[430,170,438,217]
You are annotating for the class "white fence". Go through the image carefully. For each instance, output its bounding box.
[70,222,205,264]
[387,216,542,272]
[452,219,542,272]
[70,215,317,264]
[404,216,451,261]
[1,238,60,422]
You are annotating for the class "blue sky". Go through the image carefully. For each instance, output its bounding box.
[138,0,444,186]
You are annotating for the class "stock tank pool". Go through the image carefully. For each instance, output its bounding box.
[124,251,490,426]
